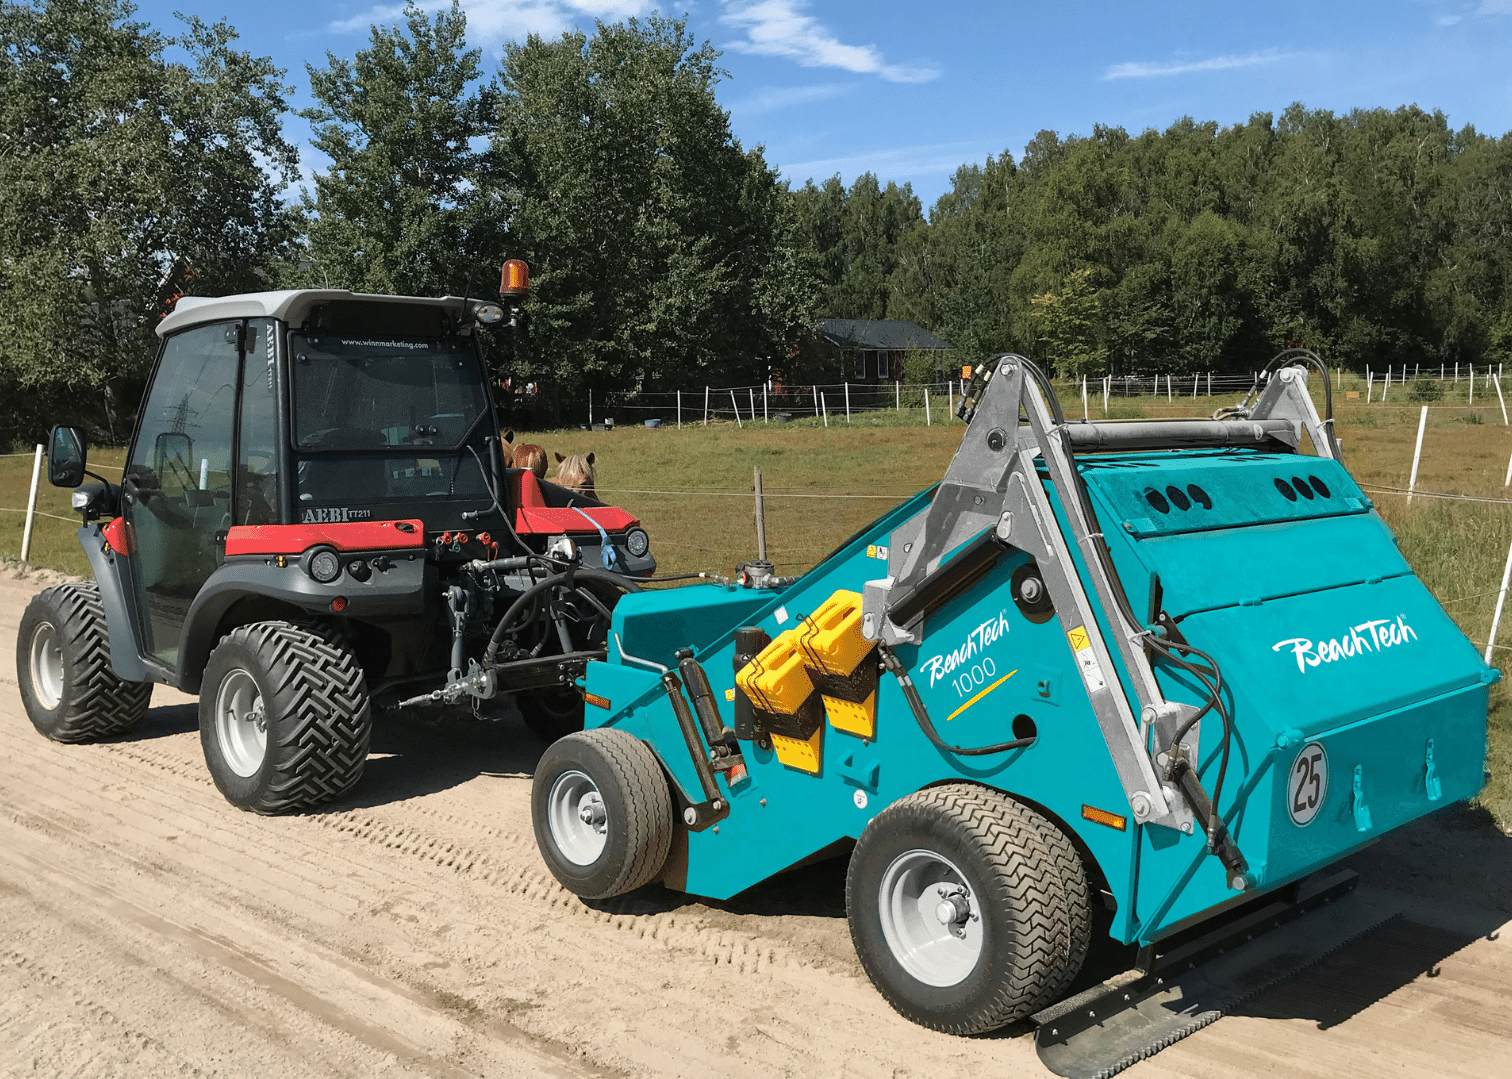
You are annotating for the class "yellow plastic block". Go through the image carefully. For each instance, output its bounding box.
[771,724,823,774]
[737,629,815,715]
[796,590,870,677]
[824,692,877,739]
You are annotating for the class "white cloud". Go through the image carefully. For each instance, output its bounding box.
[782,139,984,186]
[733,83,848,115]
[720,1,938,84]
[1102,49,1301,81]
[1477,0,1512,12]
[329,0,651,43]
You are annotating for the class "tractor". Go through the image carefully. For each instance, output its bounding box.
[17,262,655,814]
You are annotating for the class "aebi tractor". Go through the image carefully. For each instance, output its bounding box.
[19,263,655,813]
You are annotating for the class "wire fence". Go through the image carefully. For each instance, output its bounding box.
[575,364,1512,429]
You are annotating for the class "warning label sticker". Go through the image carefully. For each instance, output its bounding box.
[1067,626,1106,692]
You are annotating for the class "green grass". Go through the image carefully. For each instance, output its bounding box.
[8,384,1512,823]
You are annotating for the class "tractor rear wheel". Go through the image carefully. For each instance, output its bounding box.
[846,784,1091,1034]
[17,583,152,742]
[532,728,673,899]
[518,686,585,743]
[199,621,371,814]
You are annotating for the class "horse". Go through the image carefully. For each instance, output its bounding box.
[553,451,596,496]
[501,429,548,478]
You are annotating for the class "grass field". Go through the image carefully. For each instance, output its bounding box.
[6,376,1511,822]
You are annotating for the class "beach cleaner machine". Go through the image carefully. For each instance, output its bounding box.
[530,350,1495,1076]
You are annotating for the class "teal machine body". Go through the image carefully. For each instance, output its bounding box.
[536,353,1493,1050]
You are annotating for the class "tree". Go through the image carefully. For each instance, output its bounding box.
[487,16,815,398]
[1026,269,1106,377]
[301,1,496,297]
[0,0,298,443]
[793,172,922,319]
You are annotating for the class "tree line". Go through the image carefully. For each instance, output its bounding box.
[3,0,1510,445]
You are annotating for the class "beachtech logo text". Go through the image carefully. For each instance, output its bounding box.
[921,611,1011,687]
[1272,615,1419,674]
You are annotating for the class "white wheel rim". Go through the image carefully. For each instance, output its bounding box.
[878,848,985,987]
[214,669,266,778]
[547,769,608,866]
[29,622,64,710]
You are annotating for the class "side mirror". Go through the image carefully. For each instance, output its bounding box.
[47,425,87,488]
[154,431,193,486]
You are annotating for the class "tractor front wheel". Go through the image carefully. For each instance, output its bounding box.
[17,583,152,742]
[846,784,1091,1034]
[532,728,673,899]
[199,621,371,814]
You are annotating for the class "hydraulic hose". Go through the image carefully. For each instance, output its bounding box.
[483,567,639,666]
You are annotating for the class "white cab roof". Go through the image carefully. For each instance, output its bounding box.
[156,289,470,338]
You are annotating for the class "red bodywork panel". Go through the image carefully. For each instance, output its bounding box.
[225,519,426,556]
[509,470,638,535]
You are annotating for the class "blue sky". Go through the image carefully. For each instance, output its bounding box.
[132,0,1512,209]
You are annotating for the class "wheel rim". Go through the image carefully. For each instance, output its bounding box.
[877,848,985,987]
[214,668,267,778]
[28,622,64,710]
[547,769,608,866]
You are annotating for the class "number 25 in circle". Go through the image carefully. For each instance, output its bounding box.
[1288,742,1329,826]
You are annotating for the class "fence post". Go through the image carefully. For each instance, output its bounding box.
[1469,365,1474,405]
[1487,535,1512,665]
[949,381,954,419]
[1497,377,1509,426]
[20,443,43,563]
[750,388,757,424]
[754,467,767,561]
[763,386,768,423]
[588,388,593,426]
[1407,406,1428,503]
[844,382,851,423]
[730,390,743,428]
[1383,370,1391,401]
[896,381,900,411]
[1366,373,1373,404]
[1503,451,1511,488]
[924,388,931,427]
[703,385,710,426]
[1192,373,1198,398]
[1081,377,1089,420]
[821,391,828,427]
[677,390,682,429]
[812,384,819,418]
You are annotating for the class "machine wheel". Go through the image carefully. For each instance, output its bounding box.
[532,728,673,899]
[846,784,1091,1034]
[199,621,371,814]
[17,583,152,742]
[518,686,585,743]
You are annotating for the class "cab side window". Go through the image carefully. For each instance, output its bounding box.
[237,319,279,525]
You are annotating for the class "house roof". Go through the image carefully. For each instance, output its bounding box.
[817,319,954,351]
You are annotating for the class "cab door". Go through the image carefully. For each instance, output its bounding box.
[121,319,278,668]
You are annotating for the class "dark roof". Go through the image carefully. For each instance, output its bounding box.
[817,319,954,351]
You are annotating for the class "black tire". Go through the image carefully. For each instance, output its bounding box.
[518,686,585,743]
[17,583,152,742]
[532,728,673,899]
[846,784,1091,1034]
[199,621,371,814]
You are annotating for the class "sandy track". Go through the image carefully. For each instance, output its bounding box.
[3,568,1512,1078]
